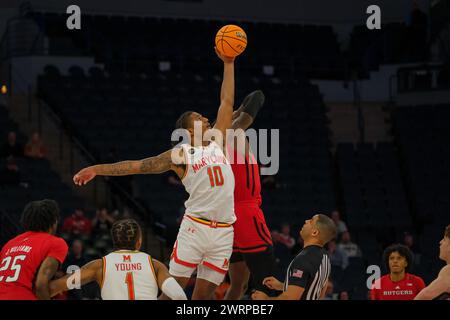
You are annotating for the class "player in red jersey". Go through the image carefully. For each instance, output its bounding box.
[222,90,276,299]
[370,244,425,300]
[0,199,68,300]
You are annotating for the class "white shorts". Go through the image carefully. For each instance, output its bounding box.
[169,216,234,286]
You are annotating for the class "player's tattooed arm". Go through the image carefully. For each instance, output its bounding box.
[73,149,185,185]
[139,150,173,174]
[35,257,60,300]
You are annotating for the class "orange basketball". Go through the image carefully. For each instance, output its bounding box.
[215,25,247,58]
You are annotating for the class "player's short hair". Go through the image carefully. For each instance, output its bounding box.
[20,199,60,232]
[316,214,337,244]
[383,244,413,273]
[111,219,141,250]
[175,111,194,129]
[445,224,450,239]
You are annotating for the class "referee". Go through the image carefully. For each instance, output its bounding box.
[251,214,337,300]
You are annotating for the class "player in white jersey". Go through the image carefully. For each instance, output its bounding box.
[72,48,236,299]
[49,219,187,300]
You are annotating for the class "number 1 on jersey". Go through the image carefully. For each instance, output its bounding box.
[207,166,224,187]
[125,272,135,300]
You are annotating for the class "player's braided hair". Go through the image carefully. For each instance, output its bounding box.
[20,199,60,232]
[445,224,450,239]
[383,244,413,273]
[111,219,141,250]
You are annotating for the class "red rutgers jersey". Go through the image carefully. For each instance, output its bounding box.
[370,273,426,300]
[228,144,272,253]
[230,147,262,205]
[0,231,68,300]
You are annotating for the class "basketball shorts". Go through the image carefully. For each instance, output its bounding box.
[169,215,234,286]
[233,204,273,253]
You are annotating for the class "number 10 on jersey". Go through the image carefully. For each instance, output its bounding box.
[207,166,224,187]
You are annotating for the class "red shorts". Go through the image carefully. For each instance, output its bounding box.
[233,202,273,253]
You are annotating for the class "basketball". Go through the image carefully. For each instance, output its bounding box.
[215,25,247,58]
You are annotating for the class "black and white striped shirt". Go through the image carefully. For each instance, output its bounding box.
[284,245,331,300]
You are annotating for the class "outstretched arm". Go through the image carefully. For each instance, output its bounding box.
[50,259,103,297]
[232,90,265,130]
[414,265,450,300]
[213,47,235,140]
[73,148,184,186]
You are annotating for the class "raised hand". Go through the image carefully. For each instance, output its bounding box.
[73,167,96,186]
[215,46,235,64]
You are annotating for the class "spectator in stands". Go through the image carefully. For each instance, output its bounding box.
[272,223,296,249]
[370,244,425,300]
[0,156,21,186]
[403,232,421,265]
[63,239,88,272]
[339,291,350,300]
[0,131,23,158]
[405,1,428,61]
[272,224,296,277]
[62,209,92,237]
[62,239,101,300]
[322,279,335,300]
[403,232,420,254]
[24,132,47,159]
[331,211,348,236]
[338,231,362,258]
[91,208,115,239]
[327,239,349,269]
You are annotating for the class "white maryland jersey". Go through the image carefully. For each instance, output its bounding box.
[181,141,236,224]
[101,250,158,300]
